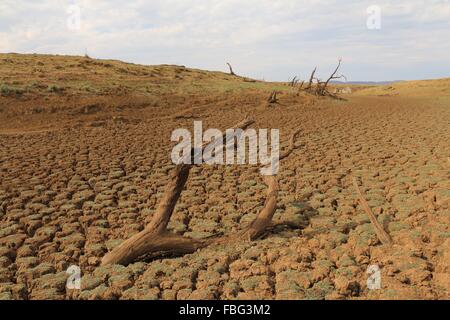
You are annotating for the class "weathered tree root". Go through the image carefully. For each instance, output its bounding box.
[352,177,393,246]
[101,119,293,266]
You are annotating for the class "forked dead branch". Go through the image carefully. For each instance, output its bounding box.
[303,59,346,98]
[315,58,346,96]
[102,119,302,266]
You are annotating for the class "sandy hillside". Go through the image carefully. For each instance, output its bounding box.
[0,54,449,300]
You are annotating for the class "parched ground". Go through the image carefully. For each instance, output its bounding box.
[0,54,449,300]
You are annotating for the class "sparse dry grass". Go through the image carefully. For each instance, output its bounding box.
[0,53,288,98]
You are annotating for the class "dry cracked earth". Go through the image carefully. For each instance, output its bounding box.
[0,55,449,300]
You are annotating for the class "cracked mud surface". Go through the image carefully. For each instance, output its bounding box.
[0,54,449,300]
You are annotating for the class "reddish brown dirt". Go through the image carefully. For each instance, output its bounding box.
[0,54,449,300]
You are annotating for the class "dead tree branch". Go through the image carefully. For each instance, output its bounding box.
[296,81,305,96]
[352,177,393,246]
[279,129,302,161]
[101,121,302,266]
[227,62,237,76]
[102,118,253,266]
[101,118,303,266]
[299,80,305,89]
[316,59,346,96]
[233,176,278,240]
[305,67,317,91]
[290,76,298,87]
[267,91,278,104]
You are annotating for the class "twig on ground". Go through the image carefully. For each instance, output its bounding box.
[352,177,393,246]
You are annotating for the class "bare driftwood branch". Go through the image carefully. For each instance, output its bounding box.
[267,91,278,104]
[352,177,393,246]
[290,76,298,87]
[227,62,236,76]
[102,118,298,266]
[232,176,278,240]
[296,81,305,96]
[316,59,346,96]
[299,80,305,89]
[305,67,317,90]
[211,175,279,244]
[279,129,302,161]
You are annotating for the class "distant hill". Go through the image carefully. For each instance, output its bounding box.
[331,80,403,85]
[0,53,285,99]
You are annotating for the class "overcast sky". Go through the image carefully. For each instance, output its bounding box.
[1,0,449,81]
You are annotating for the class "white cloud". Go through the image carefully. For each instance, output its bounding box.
[0,0,449,80]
